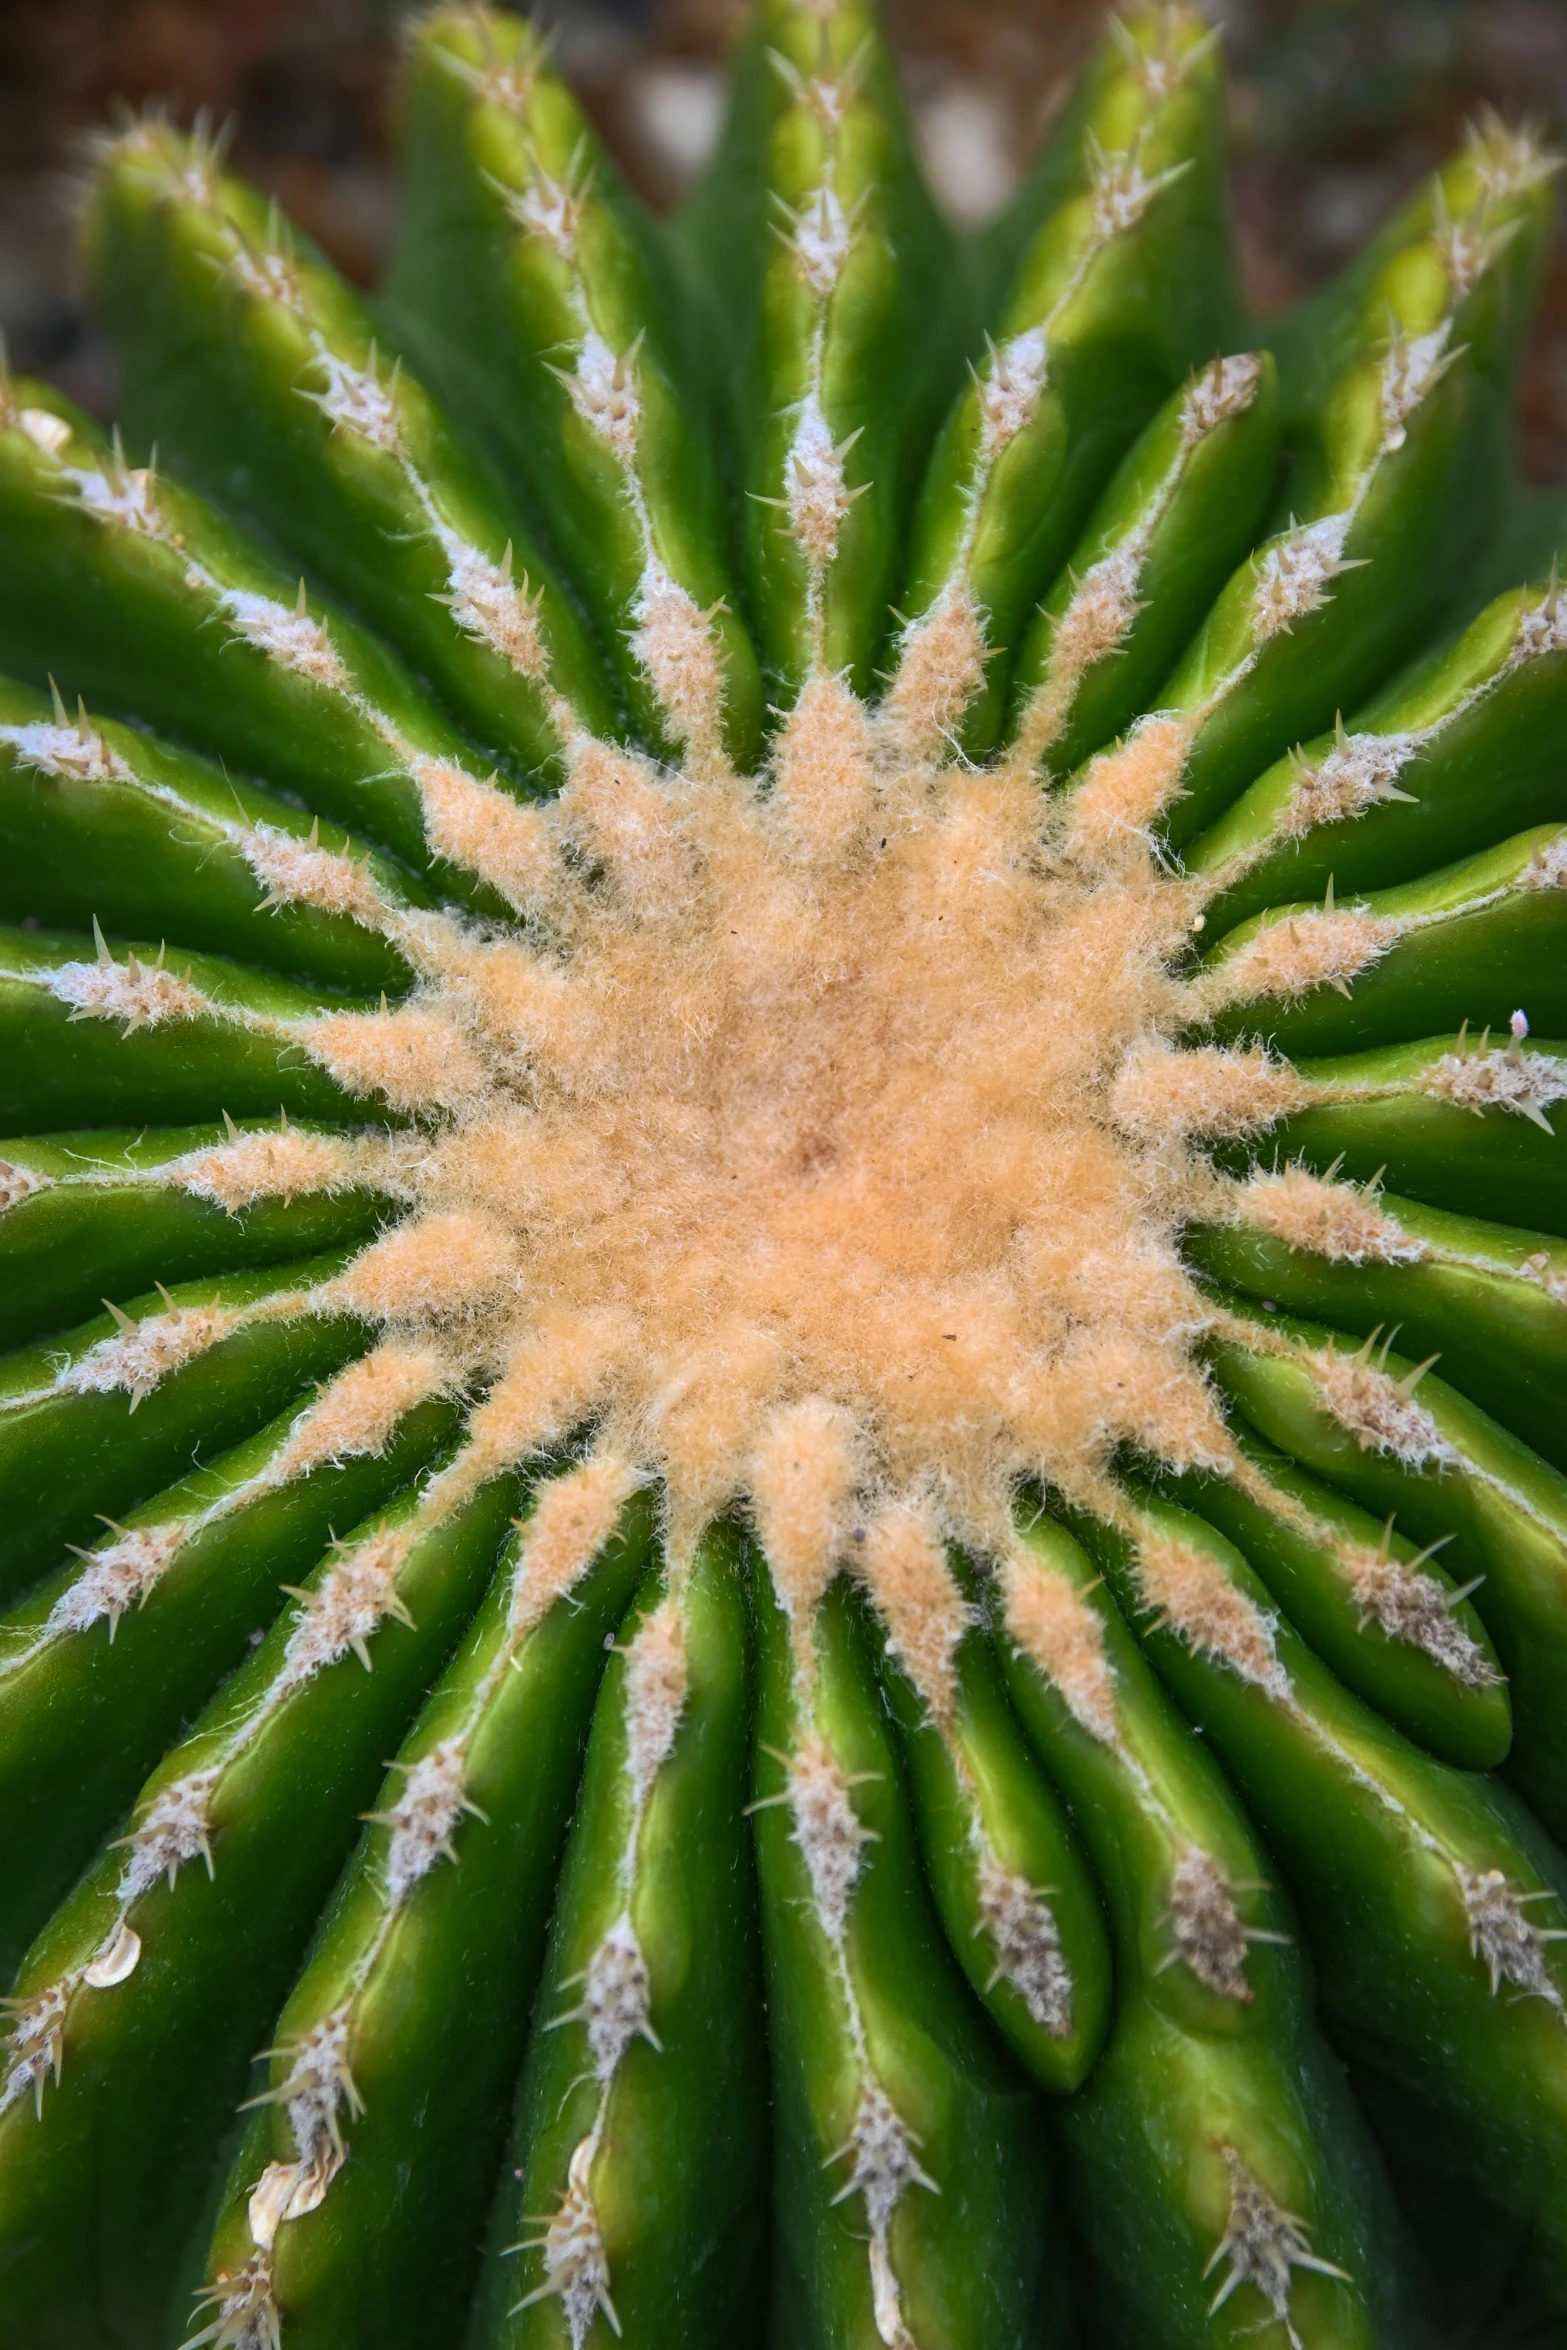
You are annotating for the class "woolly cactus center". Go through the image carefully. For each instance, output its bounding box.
[386,694,1229,1538]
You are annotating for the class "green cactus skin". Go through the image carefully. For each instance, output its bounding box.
[475,1526,765,2349]
[208,1484,652,2350]
[1,4,1567,2345]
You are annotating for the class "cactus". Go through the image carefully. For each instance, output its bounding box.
[1,2,1567,2342]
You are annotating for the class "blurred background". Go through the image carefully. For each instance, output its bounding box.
[1,0,1566,483]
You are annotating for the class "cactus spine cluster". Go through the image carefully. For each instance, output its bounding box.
[0,4,1565,2345]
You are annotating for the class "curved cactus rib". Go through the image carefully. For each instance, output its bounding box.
[0,1378,461,1981]
[1082,1492,1567,2300]
[868,1528,1112,2094]
[1005,347,1281,783]
[199,1469,650,2350]
[1187,571,1567,921]
[1156,121,1559,851]
[389,9,764,776]
[999,1512,1403,2350]
[0,1121,393,1351]
[893,2,1237,760]
[1,5,1567,2346]
[0,1473,518,2349]
[682,0,966,704]
[478,1524,766,2350]
[0,379,566,911]
[752,1559,1060,2347]
[82,121,617,779]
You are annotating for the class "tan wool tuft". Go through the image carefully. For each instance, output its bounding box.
[751,1400,861,1633]
[1006,671,1080,782]
[1202,908,1390,1009]
[171,1128,356,1211]
[1051,549,1144,679]
[411,759,560,909]
[266,1342,451,1480]
[508,1454,638,1643]
[436,940,592,1076]
[1133,1531,1288,1694]
[1063,714,1194,860]
[772,674,877,861]
[1113,1042,1312,1141]
[1238,1167,1423,1265]
[887,585,991,760]
[857,1504,972,1721]
[557,740,693,913]
[305,1003,488,1114]
[452,1318,627,1496]
[240,827,386,926]
[1002,1553,1119,1744]
[621,1597,689,1802]
[331,1212,517,1325]
[629,569,726,761]
[1310,1348,1454,1471]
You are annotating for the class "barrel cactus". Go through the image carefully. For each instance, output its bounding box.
[1,2,1565,2343]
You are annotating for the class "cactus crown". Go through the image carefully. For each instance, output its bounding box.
[2,5,1567,2348]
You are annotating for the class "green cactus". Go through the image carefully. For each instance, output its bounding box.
[2,3,1567,2343]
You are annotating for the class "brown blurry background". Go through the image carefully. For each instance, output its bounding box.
[1,0,1565,483]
